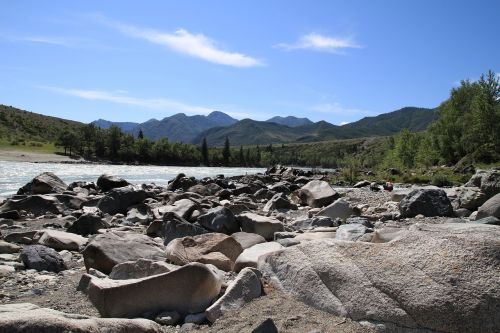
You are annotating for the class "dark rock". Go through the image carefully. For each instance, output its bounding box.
[97,186,147,215]
[67,213,109,236]
[20,245,66,272]
[346,216,373,228]
[291,216,335,230]
[263,193,294,212]
[147,212,207,245]
[252,318,278,333]
[0,210,20,220]
[17,172,67,195]
[0,195,63,216]
[399,189,453,217]
[54,194,87,210]
[97,174,130,192]
[198,206,239,234]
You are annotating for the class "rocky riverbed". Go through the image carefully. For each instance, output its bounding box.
[0,166,499,333]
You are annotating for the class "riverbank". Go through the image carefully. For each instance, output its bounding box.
[0,150,86,163]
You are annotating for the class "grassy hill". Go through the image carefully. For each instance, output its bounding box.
[0,104,84,152]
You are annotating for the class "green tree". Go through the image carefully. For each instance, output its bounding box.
[222,137,231,165]
[201,137,209,166]
[108,125,122,158]
[138,129,144,139]
[56,130,78,156]
[239,146,245,166]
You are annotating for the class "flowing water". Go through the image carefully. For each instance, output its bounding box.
[0,161,266,197]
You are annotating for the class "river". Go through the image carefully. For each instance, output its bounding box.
[0,161,266,197]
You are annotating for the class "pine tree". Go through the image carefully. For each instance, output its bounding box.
[138,129,144,139]
[201,137,209,166]
[239,146,245,166]
[222,137,231,165]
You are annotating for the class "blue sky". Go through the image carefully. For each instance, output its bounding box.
[1,1,499,124]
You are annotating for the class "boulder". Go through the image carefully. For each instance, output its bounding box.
[291,216,335,230]
[316,198,355,220]
[237,213,284,241]
[55,194,88,210]
[125,204,151,225]
[259,223,500,332]
[0,240,21,254]
[17,172,67,195]
[234,242,284,272]
[231,232,266,250]
[206,267,262,322]
[97,174,130,192]
[198,206,239,234]
[109,258,178,280]
[97,186,147,215]
[0,303,166,333]
[20,245,66,273]
[465,169,500,199]
[34,229,88,251]
[390,189,412,202]
[165,233,243,271]
[449,186,487,210]
[158,198,197,220]
[293,180,338,208]
[67,213,109,236]
[0,210,20,220]
[476,193,500,220]
[87,263,222,317]
[399,189,453,217]
[353,180,371,188]
[0,195,63,216]
[146,212,207,245]
[472,216,500,225]
[335,223,370,241]
[263,193,294,212]
[82,231,167,274]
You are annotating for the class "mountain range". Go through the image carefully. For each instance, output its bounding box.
[93,106,436,146]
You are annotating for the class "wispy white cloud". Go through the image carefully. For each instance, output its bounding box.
[95,15,263,67]
[40,86,215,115]
[1,34,111,50]
[276,33,361,53]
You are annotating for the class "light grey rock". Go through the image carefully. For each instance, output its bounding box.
[165,233,243,272]
[82,231,167,274]
[87,263,222,317]
[109,258,178,280]
[0,240,21,254]
[237,213,284,241]
[263,193,294,212]
[206,267,261,322]
[390,189,412,202]
[292,180,338,208]
[0,303,166,333]
[157,199,197,220]
[472,216,500,225]
[291,216,335,230]
[399,189,453,217]
[465,169,500,199]
[97,186,147,215]
[34,229,88,251]
[335,224,369,241]
[449,186,487,210]
[476,193,500,220]
[147,212,207,245]
[234,242,283,272]
[316,199,355,220]
[231,232,266,250]
[259,223,500,332]
[125,204,151,225]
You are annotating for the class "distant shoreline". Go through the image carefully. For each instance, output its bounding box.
[0,150,90,164]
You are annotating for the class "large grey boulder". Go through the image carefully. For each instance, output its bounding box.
[448,186,487,210]
[399,189,453,217]
[82,231,167,274]
[263,193,295,212]
[166,233,243,271]
[109,258,178,280]
[259,223,500,332]
[0,195,64,216]
[205,267,262,322]
[17,172,67,195]
[293,180,338,208]
[67,213,110,236]
[87,263,222,317]
[465,168,500,199]
[0,303,166,333]
[97,186,147,215]
[157,198,197,220]
[291,216,335,230]
[335,223,370,241]
[20,245,66,273]
[234,242,283,272]
[198,206,239,234]
[34,229,88,251]
[97,174,130,192]
[476,193,500,220]
[125,204,152,225]
[231,232,266,249]
[316,198,355,220]
[237,213,284,241]
[146,212,207,245]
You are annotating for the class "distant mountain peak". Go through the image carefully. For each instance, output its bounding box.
[266,116,314,127]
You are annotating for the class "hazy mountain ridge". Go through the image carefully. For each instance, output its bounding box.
[266,116,313,127]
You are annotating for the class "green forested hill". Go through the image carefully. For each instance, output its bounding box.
[0,104,84,142]
[194,107,436,146]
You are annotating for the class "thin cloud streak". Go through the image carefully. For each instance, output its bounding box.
[96,15,263,67]
[40,86,215,115]
[277,33,361,53]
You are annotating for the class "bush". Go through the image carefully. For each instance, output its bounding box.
[431,173,452,187]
